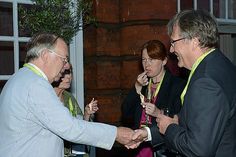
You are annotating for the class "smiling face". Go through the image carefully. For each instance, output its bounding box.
[169,25,193,70]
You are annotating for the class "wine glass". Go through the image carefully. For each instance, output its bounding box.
[138,92,152,127]
[144,98,152,126]
[162,107,173,118]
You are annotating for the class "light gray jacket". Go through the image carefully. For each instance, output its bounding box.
[0,67,116,157]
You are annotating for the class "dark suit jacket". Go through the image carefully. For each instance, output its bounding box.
[122,69,186,146]
[165,49,236,157]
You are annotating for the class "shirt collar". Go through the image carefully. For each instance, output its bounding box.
[28,63,48,81]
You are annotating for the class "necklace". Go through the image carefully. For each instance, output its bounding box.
[152,80,160,84]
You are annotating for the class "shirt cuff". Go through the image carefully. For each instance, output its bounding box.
[144,127,152,141]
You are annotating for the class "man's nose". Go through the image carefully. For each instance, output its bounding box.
[64,62,70,67]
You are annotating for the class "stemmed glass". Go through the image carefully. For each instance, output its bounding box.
[144,98,152,125]
[145,86,152,125]
[162,107,173,118]
[139,92,151,126]
[139,89,152,126]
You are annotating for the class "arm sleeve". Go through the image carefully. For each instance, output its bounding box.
[28,80,117,150]
[150,125,165,147]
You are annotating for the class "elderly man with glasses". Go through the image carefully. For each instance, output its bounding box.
[0,33,135,157]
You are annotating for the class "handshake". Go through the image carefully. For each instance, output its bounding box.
[115,114,179,149]
[115,127,149,149]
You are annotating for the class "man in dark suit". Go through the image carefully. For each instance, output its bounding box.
[154,10,236,156]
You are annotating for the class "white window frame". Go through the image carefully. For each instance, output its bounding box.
[0,0,84,110]
[0,0,32,80]
[177,0,236,65]
[177,0,236,34]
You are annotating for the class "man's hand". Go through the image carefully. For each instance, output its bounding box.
[115,127,135,146]
[125,128,148,149]
[156,114,179,134]
[133,128,148,142]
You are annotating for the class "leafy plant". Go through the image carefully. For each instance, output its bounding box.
[19,0,96,43]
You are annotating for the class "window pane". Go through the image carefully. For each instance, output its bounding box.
[213,0,226,18]
[228,0,236,19]
[214,0,220,18]
[18,3,32,37]
[181,0,193,10]
[0,41,14,75]
[19,42,27,68]
[0,2,13,36]
[0,80,7,94]
[197,0,210,11]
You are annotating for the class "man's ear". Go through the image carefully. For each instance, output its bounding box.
[192,37,200,49]
[40,49,49,63]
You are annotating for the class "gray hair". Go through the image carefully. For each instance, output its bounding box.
[25,33,60,63]
[167,10,219,48]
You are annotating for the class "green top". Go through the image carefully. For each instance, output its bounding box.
[62,90,83,117]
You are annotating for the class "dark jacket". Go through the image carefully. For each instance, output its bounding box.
[165,49,236,157]
[122,69,186,147]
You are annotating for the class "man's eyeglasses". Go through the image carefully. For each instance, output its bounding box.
[48,49,69,64]
[170,37,185,47]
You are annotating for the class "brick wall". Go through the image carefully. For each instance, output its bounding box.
[83,1,180,156]
[84,0,179,125]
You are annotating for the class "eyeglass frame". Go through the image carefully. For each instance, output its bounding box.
[142,58,155,64]
[47,49,69,64]
[170,37,186,47]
